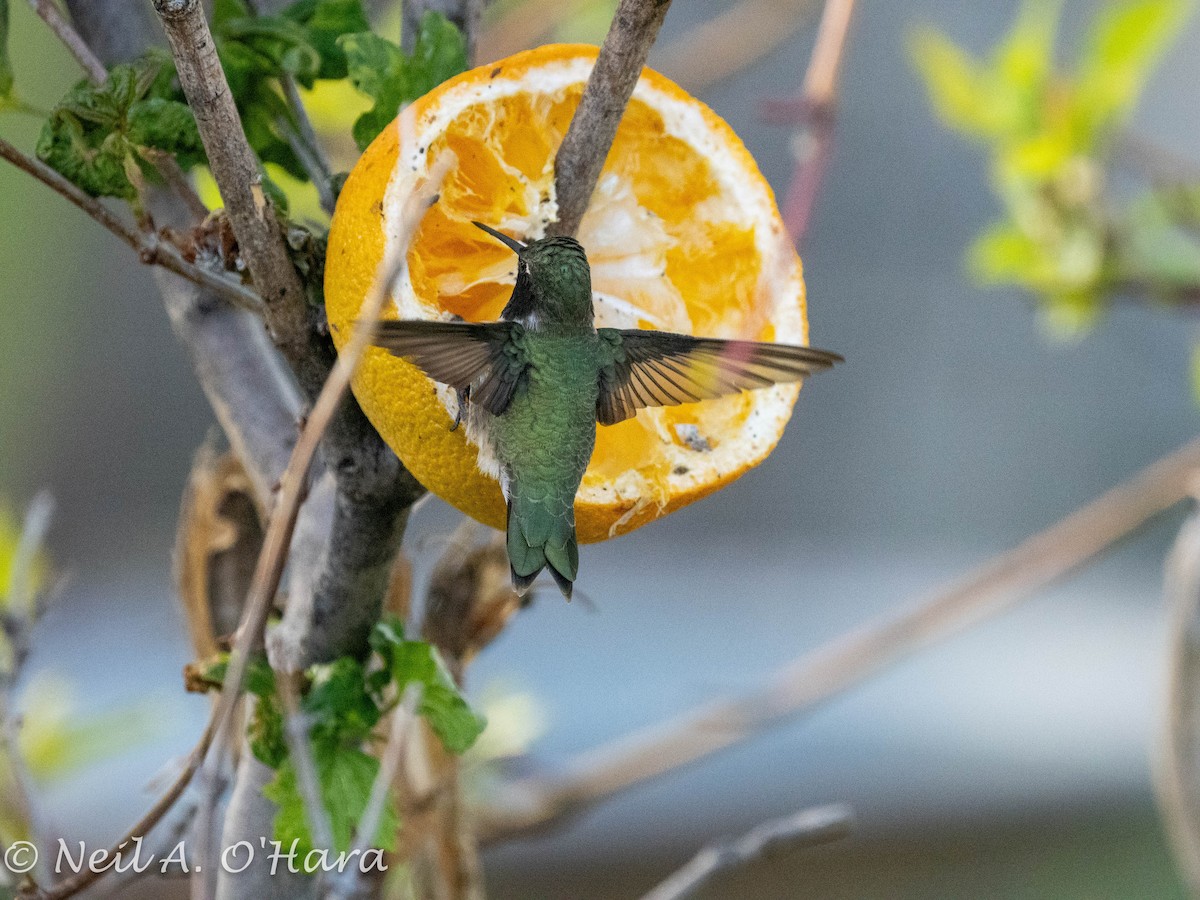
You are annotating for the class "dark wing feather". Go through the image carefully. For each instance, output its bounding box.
[372,320,530,417]
[596,328,842,426]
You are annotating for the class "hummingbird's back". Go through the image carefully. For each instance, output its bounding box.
[491,331,602,598]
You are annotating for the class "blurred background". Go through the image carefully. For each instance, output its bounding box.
[2,0,1198,896]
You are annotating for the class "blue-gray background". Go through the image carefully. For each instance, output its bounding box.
[1,0,1196,896]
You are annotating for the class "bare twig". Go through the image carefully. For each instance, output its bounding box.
[33,708,221,900]
[1155,500,1200,894]
[640,804,853,900]
[277,673,337,858]
[479,436,1200,840]
[0,137,266,315]
[760,0,857,243]
[27,0,107,83]
[326,683,423,900]
[656,0,819,93]
[279,78,337,215]
[154,0,312,366]
[548,0,674,238]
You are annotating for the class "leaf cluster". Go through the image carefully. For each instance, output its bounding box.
[13,0,465,219]
[197,618,484,859]
[34,55,204,203]
[912,0,1197,333]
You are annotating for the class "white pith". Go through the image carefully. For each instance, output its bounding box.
[380,55,807,511]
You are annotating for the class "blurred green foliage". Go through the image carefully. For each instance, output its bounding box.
[912,0,1197,335]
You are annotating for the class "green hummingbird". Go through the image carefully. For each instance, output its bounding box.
[373,222,842,599]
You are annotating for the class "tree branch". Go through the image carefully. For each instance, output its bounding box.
[1155,499,1200,893]
[639,804,853,900]
[0,137,265,315]
[760,0,857,244]
[153,0,313,366]
[548,0,674,238]
[478,436,1200,840]
[655,0,819,94]
[27,0,107,82]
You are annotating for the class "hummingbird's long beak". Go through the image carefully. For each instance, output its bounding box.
[472,221,527,255]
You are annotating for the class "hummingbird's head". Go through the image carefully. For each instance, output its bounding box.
[474,222,593,328]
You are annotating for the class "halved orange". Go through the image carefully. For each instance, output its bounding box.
[326,44,812,543]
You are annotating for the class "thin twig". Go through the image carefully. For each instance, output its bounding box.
[655,0,820,94]
[279,78,337,215]
[327,683,423,900]
[33,707,221,900]
[0,137,266,315]
[478,436,1200,840]
[548,0,674,238]
[1155,499,1200,893]
[277,672,337,858]
[154,0,312,364]
[27,0,107,83]
[760,0,857,243]
[640,804,853,900]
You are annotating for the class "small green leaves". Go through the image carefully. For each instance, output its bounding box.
[340,12,467,150]
[370,617,486,754]
[36,58,205,201]
[264,746,398,859]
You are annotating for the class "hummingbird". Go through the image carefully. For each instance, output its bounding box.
[373,222,842,599]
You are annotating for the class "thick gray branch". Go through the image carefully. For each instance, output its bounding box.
[549,0,673,237]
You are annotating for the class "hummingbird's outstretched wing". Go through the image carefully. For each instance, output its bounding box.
[595,328,842,426]
[372,320,530,416]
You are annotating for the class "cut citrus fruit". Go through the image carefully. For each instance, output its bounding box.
[326,44,812,543]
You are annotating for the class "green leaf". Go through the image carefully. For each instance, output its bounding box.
[0,0,13,101]
[909,29,1014,138]
[372,618,485,754]
[264,745,398,858]
[405,11,469,98]
[969,222,1043,284]
[250,695,287,767]
[303,658,380,743]
[994,0,1062,94]
[1076,0,1192,130]
[36,108,135,200]
[128,98,206,169]
[282,0,370,80]
[340,12,466,150]
[1118,192,1200,289]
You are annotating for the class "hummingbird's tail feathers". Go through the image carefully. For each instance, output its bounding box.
[506,498,578,601]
